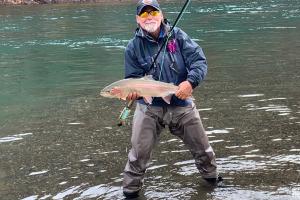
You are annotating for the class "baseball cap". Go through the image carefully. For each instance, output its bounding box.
[137,0,161,15]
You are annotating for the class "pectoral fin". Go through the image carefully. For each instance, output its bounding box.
[162,94,173,104]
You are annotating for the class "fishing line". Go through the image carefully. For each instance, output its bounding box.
[158,43,167,80]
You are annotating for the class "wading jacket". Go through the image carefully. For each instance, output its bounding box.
[124,23,208,107]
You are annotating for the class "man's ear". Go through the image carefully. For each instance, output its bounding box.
[160,13,164,21]
[136,15,140,25]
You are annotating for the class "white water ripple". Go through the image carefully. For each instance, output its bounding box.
[0,132,33,144]
[29,170,48,176]
[2,37,128,50]
[238,94,264,98]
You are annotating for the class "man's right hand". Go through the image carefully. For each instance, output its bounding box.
[126,92,140,101]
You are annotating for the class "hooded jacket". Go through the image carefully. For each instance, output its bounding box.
[124,23,208,106]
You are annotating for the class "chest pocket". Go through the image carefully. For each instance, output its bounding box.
[137,55,153,72]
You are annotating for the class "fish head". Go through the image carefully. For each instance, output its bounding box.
[100,88,113,98]
[100,86,123,99]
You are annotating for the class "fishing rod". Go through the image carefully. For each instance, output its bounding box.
[118,0,192,126]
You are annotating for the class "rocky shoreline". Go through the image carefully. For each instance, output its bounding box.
[0,0,133,5]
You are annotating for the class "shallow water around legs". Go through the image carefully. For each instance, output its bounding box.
[0,1,299,199]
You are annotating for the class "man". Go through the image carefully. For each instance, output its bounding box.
[122,0,222,198]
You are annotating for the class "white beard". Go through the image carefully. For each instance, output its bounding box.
[143,21,160,33]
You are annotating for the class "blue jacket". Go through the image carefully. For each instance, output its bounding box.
[124,23,208,107]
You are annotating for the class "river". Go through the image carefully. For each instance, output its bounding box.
[0,0,299,199]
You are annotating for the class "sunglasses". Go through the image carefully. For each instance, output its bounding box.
[139,10,160,18]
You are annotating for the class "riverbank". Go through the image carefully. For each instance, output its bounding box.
[0,0,134,5]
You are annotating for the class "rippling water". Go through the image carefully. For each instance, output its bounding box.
[0,1,299,199]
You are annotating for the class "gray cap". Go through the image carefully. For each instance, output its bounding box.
[137,0,161,15]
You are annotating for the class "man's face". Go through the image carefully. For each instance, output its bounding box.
[136,6,163,33]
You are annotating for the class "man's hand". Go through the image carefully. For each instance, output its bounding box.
[175,81,193,100]
[126,92,140,101]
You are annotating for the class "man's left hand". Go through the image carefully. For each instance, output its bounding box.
[175,81,193,100]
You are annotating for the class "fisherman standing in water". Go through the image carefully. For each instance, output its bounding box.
[123,0,222,198]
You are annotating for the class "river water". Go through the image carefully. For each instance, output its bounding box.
[0,0,299,199]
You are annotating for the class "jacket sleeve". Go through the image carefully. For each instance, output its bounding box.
[124,41,144,79]
[177,29,208,88]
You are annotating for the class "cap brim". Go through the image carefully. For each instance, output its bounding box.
[137,4,161,15]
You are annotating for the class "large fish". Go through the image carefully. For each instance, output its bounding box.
[100,76,179,104]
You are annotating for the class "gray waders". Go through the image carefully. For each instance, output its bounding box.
[123,103,218,193]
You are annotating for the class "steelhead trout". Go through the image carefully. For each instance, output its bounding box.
[100,76,179,104]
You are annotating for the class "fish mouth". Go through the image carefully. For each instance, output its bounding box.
[100,91,110,97]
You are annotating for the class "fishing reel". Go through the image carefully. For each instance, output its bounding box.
[117,100,134,126]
